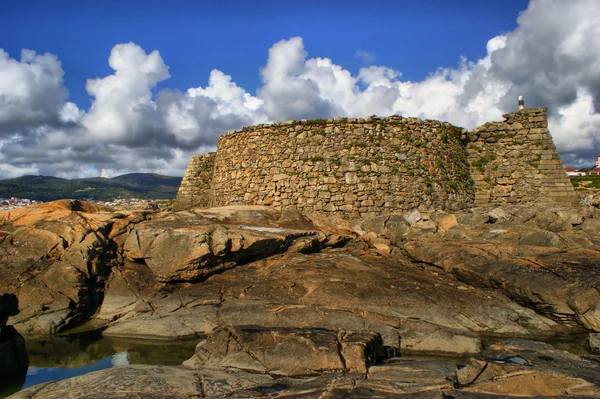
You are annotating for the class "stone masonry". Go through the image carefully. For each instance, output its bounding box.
[174,108,578,216]
[468,107,578,207]
[172,152,215,211]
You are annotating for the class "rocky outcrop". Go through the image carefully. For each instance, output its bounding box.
[0,200,143,334]
[3,201,599,341]
[120,212,320,283]
[399,207,600,332]
[3,200,600,398]
[10,338,600,398]
[184,327,384,376]
[0,202,342,335]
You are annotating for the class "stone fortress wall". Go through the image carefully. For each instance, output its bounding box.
[174,108,579,216]
[467,107,577,207]
[173,152,216,210]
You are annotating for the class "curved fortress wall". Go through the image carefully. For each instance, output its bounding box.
[174,108,579,216]
[208,116,473,217]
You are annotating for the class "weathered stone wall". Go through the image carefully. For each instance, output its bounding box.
[172,152,215,211]
[175,108,578,215]
[467,108,578,207]
[208,116,474,218]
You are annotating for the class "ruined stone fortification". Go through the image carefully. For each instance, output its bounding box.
[174,152,216,210]
[467,107,576,207]
[174,108,578,216]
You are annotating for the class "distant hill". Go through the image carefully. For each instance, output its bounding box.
[0,173,182,202]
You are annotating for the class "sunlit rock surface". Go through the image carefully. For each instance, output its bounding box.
[2,200,600,397]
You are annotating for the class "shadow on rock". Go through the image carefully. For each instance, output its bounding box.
[0,294,28,395]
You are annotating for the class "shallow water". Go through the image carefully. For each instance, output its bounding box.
[0,329,198,398]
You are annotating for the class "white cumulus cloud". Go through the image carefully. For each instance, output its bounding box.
[0,49,67,134]
[82,43,170,146]
[0,0,599,179]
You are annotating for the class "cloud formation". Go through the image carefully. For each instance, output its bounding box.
[83,43,170,146]
[0,0,598,179]
[0,49,68,134]
[354,49,376,65]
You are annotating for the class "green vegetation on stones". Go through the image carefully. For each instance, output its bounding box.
[472,157,489,172]
[306,118,327,125]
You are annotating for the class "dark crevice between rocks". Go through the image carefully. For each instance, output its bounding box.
[81,240,121,323]
[251,383,289,395]
[325,234,352,248]
[234,237,293,265]
[194,374,207,397]
[454,360,488,389]
[336,329,348,372]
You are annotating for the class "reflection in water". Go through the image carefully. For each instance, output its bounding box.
[0,330,198,398]
[23,352,125,389]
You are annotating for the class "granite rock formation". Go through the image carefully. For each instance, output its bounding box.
[2,198,600,397]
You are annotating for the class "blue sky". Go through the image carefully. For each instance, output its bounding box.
[0,0,598,178]
[1,0,525,111]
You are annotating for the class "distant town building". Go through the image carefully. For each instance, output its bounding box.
[0,197,39,210]
[564,167,585,176]
[588,154,600,176]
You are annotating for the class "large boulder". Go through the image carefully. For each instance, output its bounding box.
[185,327,384,376]
[121,214,320,283]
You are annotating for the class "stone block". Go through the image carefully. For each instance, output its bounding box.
[323,203,337,212]
[345,172,357,184]
[529,128,548,134]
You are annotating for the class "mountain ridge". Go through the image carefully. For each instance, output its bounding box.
[0,173,182,201]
